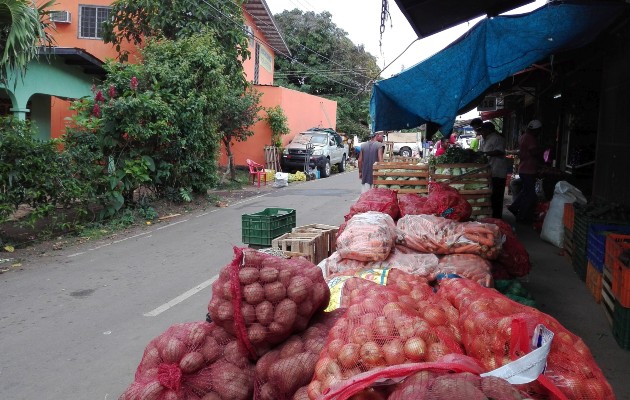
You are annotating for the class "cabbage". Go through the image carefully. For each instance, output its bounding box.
[451,184,465,190]
[452,168,462,176]
[464,183,489,190]
[390,185,401,189]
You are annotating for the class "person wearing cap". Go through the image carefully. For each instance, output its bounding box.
[358,131,385,193]
[478,122,508,219]
[508,119,543,222]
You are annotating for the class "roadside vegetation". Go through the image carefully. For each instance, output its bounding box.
[0,1,380,249]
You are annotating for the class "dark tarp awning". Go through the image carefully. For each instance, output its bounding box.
[393,0,534,39]
[370,1,626,134]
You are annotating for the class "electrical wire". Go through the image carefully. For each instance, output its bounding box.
[199,0,368,92]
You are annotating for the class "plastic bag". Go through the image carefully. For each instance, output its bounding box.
[336,212,398,262]
[540,181,587,248]
[479,217,531,278]
[397,193,428,217]
[119,322,255,400]
[323,248,439,277]
[207,248,330,360]
[436,254,493,287]
[397,215,503,259]
[437,278,615,399]
[422,182,473,221]
[344,188,399,222]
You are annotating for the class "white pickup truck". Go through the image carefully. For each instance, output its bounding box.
[386,131,423,157]
[281,128,349,177]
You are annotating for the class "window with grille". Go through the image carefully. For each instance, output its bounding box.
[254,43,260,84]
[79,5,110,39]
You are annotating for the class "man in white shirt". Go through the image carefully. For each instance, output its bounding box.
[479,122,508,219]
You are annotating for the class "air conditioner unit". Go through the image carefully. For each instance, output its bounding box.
[50,11,71,23]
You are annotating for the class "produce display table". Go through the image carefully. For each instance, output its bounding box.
[372,162,430,194]
[431,163,492,218]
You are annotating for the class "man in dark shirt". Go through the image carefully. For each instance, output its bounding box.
[358,132,384,193]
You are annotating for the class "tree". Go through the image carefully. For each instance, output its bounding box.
[265,106,290,148]
[273,10,379,97]
[219,87,263,182]
[272,9,379,137]
[64,32,233,216]
[0,0,55,85]
[102,0,249,85]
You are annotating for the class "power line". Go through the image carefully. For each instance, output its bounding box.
[199,0,368,92]
[233,0,376,82]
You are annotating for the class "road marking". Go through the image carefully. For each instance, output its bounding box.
[143,274,219,317]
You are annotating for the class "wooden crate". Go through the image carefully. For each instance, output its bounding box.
[292,224,339,253]
[271,231,329,265]
[431,163,492,217]
[373,162,430,194]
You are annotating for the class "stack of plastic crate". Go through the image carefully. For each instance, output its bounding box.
[605,233,630,349]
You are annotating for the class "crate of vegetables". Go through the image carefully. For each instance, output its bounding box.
[431,163,492,217]
[372,161,430,194]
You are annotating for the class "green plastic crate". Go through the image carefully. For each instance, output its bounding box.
[241,208,296,246]
[613,298,630,350]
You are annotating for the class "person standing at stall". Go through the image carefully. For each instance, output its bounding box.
[479,122,508,219]
[509,120,542,222]
[358,131,385,193]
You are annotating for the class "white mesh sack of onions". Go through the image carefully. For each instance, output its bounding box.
[119,321,254,400]
[254,309,344,400]
[207,247,330,360]
[437,278,616,400]
[307,278,465,399]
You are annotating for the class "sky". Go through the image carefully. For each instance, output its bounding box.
[266,0,548,120]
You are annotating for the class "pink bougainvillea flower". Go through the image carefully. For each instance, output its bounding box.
[92,103,101,117]
[108,85,116,98]
[130,76,138,91]
[95,90,105,103]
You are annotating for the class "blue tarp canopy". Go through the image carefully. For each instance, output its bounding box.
[370,1,626,134]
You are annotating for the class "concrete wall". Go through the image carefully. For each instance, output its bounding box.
[594,21,630,206]
[218,86,337,167]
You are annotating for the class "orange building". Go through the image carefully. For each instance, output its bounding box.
[40,0,335,168]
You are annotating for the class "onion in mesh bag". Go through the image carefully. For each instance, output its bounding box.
[254,310,343,400]
[208,247,330,360]
[119,322,254,400]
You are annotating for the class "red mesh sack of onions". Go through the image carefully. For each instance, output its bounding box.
[397,214,503,259]
[418,182,472,221]
[254,310,344,400]
[344,187,399,222]
[478,217,531,278]
[323,248,438,277]
[307,278,464,399]
[397,193,428,217]
[437,278,615,399]
[207,247,330,360]
[435,254,493,287]
[336,212,399,262]
[388,370,528,400]
[119,321,254,400]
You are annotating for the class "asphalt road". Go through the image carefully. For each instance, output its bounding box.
[0,170,362,400]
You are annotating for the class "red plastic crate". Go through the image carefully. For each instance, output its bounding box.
[586,261,602,303]
[612,252,630,308]
[563,202,574,231]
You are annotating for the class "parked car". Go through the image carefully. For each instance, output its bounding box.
[281,128,349,178]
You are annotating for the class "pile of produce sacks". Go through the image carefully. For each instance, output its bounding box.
[120,247,332,400]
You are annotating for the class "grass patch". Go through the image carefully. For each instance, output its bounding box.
[213,167,250,190]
